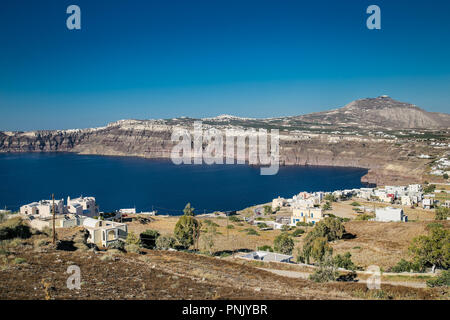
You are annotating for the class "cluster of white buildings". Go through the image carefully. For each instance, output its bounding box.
[430,157,450,176]
[19,196,128,247]
[272,191,327,226]
[20,196,98,218]
[356,184,434,208]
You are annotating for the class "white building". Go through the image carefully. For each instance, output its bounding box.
[82,217,128,247]
[374,207,407,222]
[66,196,98,217]
[271,197,287,211]
[20,199,65,218]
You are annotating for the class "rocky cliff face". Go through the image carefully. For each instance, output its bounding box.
[1,97,449,186]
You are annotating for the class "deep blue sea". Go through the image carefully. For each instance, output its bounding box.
[0,153,367,214]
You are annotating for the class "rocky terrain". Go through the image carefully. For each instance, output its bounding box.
[1,96,449,185]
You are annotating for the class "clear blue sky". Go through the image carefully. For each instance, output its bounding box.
[0,0,449,131]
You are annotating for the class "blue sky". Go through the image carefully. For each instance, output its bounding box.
[0,0,449,131]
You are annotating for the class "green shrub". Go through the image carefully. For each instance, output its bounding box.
[257,245,273,252]
[427,270,450,287]
[355,214,374,221]
[140,229,160,249]
[0,218,31,240]
[203,219,219,227]
[351,202,361,207]
[257,223,269,229]
[435,207,449,221]
[390,259,421,273]
[228,216,241,223]
[246,229,260,236]
[107,240,125,251]
[291,228,305,237]
[226,225,234,229]
[333,252,357,270]
[125,244,140,254]
[13,257,26,264]
[155,235,176,250]
[309,255,338,282]
[125,232,141,246]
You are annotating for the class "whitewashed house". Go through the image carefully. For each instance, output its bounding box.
[20,199,65,218]
[82,218,128,247]
[66,196,99,217]
[374,207,407,222]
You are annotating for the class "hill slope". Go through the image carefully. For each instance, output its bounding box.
[293,96,450,129]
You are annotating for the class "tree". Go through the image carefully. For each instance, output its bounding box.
[409,224,450,272]
[435,207,449,220]
[202,223,217,255]
[310,237,333,263]
[273,233,294,255]
[183,203,195,216]
[309,253,338,282]
[313,217,346,241]
[263,205,272,215]
[174,215,201,249]
[301,217,346,264]
[324,194,336,202]
[443,173,449,180]
[322,201,332,211]
[424,184,436,194]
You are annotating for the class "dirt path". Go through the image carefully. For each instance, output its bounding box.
[259,268,427,288]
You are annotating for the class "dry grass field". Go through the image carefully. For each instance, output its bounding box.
[127,211,449,270]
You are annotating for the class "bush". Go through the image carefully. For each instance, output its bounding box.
[274,233,294,255]
[228,216,241,223]
[427,270,450,287]
[125,244,140,254]
[226,225,234,229]
[155,235,176,250]
[390,259,421,273]
[0,218,31,240]
[309,255,338,283]
[257,223,269,229]
[257,245,273,252]
[140,229,160,249]
[263,205,272,215]
[333,252,357,270]
[14,257,26,264]
[203,219,219,227]
[291,228,305,237]
[246,229,260,236]
[444,173,449,180]
[351,202,361,207]
[435,207,449,221]
[126,232,141,246]
[424,184,436,194]
[355,214,374,221]
[107,240,125,251]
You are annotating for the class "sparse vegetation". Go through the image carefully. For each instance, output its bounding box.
[426,270,450,287]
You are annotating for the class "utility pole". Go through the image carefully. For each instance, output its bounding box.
[52,194,56,245]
